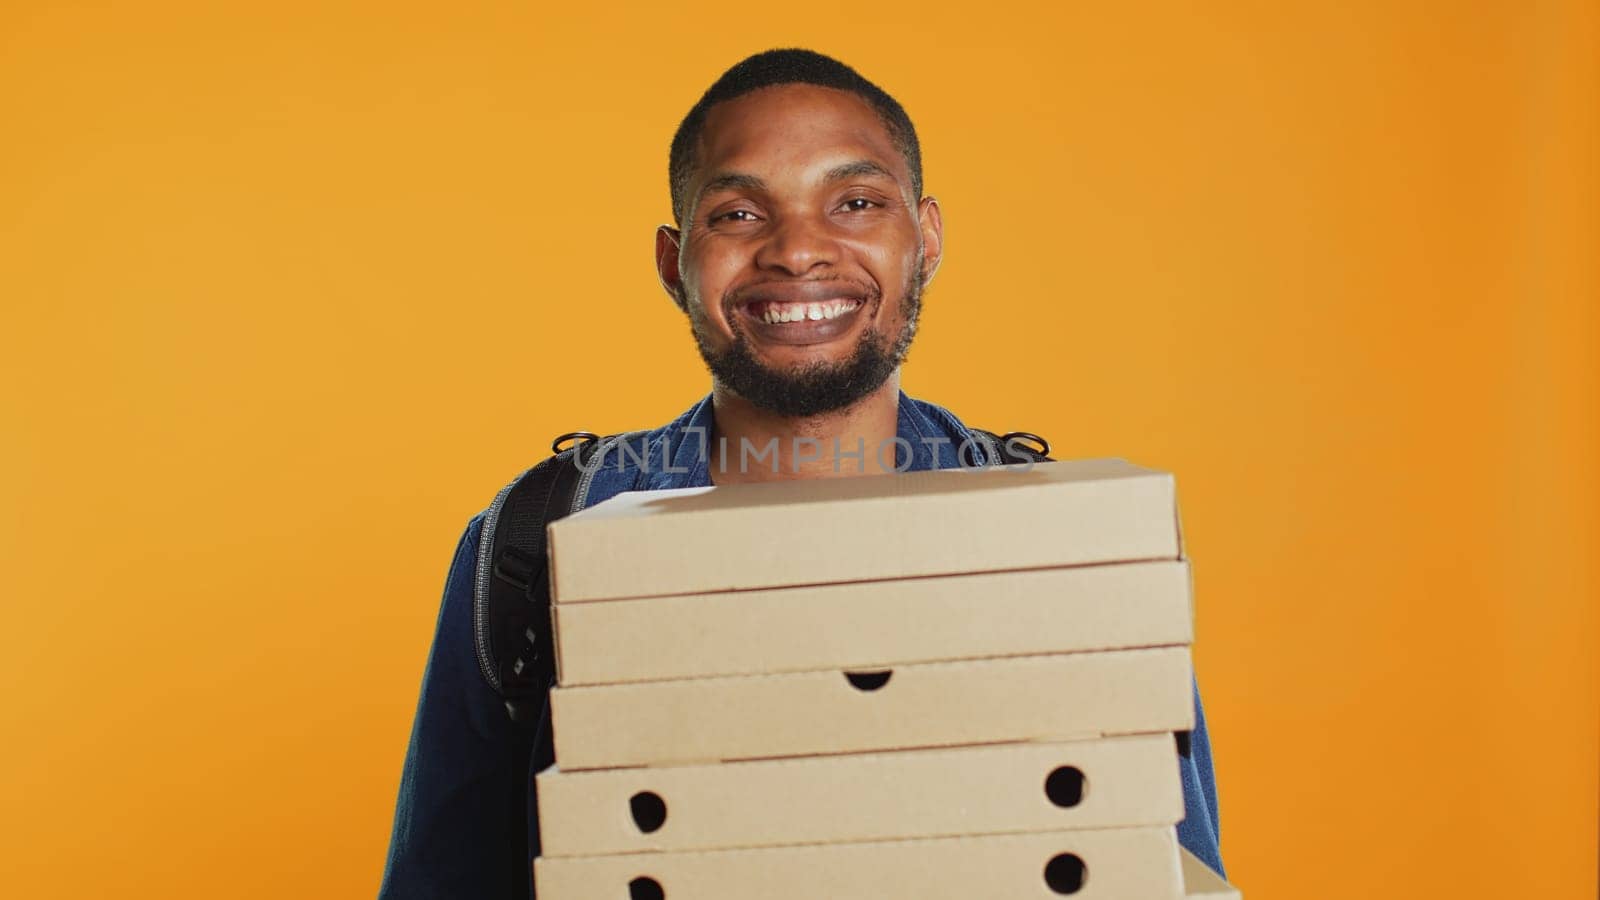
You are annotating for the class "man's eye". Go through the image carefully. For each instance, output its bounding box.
[841,197,880,212]
[715,210,759,223]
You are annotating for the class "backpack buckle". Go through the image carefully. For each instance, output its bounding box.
[551,431,601,454]
[999,431,1051,458]
[492,545,539,593]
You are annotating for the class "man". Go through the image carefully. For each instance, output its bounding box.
[379,48,1224,898]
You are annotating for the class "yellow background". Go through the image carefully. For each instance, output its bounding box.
[2,2,1595,897]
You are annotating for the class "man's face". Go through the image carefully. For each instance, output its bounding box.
[657,83,943,418]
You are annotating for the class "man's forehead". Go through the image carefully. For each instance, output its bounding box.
[692,84,908,184]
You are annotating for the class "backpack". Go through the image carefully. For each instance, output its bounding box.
[473,427,1054,725]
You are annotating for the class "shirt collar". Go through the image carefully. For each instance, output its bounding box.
[641,389,975,491]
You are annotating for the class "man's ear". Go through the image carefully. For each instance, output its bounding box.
[917,196,944,288]
[655,225,687,314]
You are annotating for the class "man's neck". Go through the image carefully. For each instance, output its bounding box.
[707,376,902,484]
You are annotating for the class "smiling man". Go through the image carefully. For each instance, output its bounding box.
[378,49,1224,898]
[656,69,939,474]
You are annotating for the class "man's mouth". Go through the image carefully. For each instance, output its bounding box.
[727,281,874,346]
[744,298,863,324]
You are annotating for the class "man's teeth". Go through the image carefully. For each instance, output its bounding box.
[758,299,861,324]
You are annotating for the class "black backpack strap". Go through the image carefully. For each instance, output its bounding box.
[965,428,1054,465]
[472,432,599,726]
[473,429,651,726]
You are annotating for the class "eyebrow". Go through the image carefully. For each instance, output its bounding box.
[822,159,897,183]
[696,172,768,203]
[693,159,900,210]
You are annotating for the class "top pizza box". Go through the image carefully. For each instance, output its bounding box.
[546,458,1182,603]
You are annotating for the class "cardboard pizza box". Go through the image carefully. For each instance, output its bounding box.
[1180,847,1242,898]
[533,824,1185,899]
[547,458,1182,604]
[536,732,1183,857]
[554,559,1192,686]
[550,645,1193,771]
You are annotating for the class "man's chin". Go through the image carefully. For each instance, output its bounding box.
[702,348,898,419]
[691,298,918,418]
[742,344,862,375]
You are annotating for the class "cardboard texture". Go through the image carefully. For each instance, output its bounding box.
[549,645,1194,770]
[547,458,1181,603]
[533,825,1184,900]
[554,559,1192,686]
[1180,848,1242,898]
[536,733,1183,857]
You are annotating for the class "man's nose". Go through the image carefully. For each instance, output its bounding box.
[753,212,840,276]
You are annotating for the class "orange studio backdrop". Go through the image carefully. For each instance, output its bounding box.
[1,2,1595,897]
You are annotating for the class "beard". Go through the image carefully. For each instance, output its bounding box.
[688,257,926,419]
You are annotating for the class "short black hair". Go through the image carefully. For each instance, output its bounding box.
[668,48,923,226]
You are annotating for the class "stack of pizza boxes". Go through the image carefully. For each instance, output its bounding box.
[534,458,1240,899]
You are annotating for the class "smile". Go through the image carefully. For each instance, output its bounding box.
[746,298,863,324]
[732,293,870,346]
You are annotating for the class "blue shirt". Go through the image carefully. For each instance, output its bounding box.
[378,390,1225,898]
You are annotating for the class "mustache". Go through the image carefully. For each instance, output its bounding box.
[726,277,876,308]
